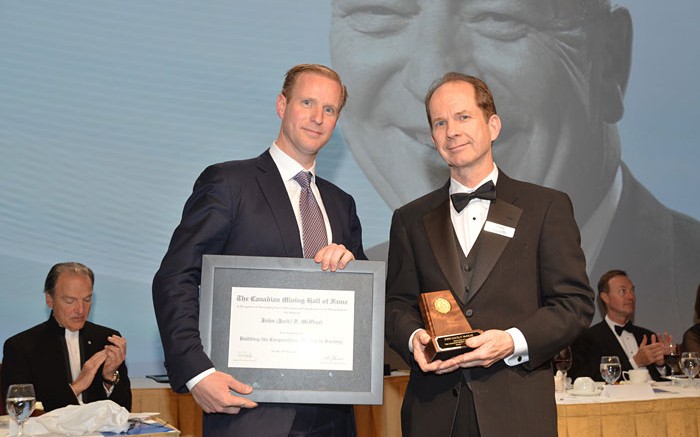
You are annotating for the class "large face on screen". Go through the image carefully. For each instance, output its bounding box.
[331,0,628,215]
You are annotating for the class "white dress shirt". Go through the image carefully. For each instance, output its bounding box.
[65,329,83,403]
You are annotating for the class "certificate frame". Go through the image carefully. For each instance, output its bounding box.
[200,254,385,405]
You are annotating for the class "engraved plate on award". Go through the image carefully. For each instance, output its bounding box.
[418,290,482,362]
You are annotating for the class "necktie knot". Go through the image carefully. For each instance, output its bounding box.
[450,181,497,212]
[293,171,312,189]
[614,322,633,336]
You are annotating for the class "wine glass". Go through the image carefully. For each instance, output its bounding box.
[680,351,700,387]
[553,346,573,388]
[600,356,621,385]
[664,343,681,375]
[5,384,36,436]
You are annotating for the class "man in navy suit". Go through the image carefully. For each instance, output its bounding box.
[152,64,366,437]
[569,269,672,382]
[385,73,594,436]
[1,262,131,412]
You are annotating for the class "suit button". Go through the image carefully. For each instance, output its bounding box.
[452,388,459,397]
[465,309,474,317]
[464,263,472,272]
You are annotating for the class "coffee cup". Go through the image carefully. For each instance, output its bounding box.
[623,368,650,384]
[572,377,596,394]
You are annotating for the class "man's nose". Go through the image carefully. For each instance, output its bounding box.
[310,106,324,124]
[446,121,460,139]
[400,7,468,100]
[75,302,86,314]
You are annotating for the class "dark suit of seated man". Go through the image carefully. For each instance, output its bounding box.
[1,262,131,412]
[569,269,672,382]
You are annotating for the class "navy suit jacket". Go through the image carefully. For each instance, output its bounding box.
[1,314,131,412]
[385,171,594,437]
[152,150,365,436]
[569,320,665,381]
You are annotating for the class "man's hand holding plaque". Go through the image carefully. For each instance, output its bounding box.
[418,290,482,363]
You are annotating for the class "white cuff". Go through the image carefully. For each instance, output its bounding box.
[503,328,529,366]
[408,329,422,353]
[186,368,216,391]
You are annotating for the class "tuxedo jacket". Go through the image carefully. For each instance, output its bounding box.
[385,171,594,437]
[569,320,664,381]
[682,324,700,353]
[1,314,131,412]
[152,150,366,436]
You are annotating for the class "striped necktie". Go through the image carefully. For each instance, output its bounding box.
[293,171,328,258]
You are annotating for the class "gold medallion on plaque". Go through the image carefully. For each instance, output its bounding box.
[433,297,451,314]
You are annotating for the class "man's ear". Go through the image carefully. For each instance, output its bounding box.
[276,93,287,119]
[598,7,632,123]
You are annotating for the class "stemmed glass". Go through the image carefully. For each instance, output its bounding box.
[680,351,700,387]
[553,346,573,386]
[5,384,36,436]
[600,356,621,385]
[664,343,681,375]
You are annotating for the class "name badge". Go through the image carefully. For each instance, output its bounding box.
[483,221,515,238]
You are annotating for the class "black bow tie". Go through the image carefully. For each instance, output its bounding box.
[614,322,633,336]
[450,181,497,212]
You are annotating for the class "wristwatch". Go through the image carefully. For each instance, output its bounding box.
[104,370,120,386]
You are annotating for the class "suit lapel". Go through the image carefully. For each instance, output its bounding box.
[255,152,303,257]
[317,179,342,244]
[465,199,522,303]
[423,188,466,304]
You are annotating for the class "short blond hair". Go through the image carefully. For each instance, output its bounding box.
[281,64,348,112]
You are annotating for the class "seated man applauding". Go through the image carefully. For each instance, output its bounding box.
[1,262,131,411]
[569,269,671,381]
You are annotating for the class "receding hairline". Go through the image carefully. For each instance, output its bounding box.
[44,262,95,296]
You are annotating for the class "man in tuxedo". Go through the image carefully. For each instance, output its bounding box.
[1,262,131,412]
[385,73,594,436]
[152,64,366,437]
[569,269,672,382]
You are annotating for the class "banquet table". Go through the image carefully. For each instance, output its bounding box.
[353,373,700,437]
[130,375,700,437]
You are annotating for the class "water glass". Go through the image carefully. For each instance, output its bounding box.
[5,383,36,436]
[600,356,621,385]
[681,351,700,387]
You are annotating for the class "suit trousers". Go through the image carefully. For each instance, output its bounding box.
[289,404,355,437]
[451,378,481,437]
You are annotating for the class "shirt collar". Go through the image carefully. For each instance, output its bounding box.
[449,163,499,195]
[269,142,317,183]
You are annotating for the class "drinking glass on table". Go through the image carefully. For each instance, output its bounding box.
[553,346,573,383]
[680,351,700,387]
[600,356,621,385]
[664,342,681,375]
[5,384,36,436]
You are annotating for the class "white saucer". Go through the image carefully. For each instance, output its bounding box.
[568,390,600,397]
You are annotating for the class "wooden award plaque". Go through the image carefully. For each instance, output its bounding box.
[418,290,482,362]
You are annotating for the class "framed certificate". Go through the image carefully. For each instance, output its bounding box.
[199,254,385,405]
